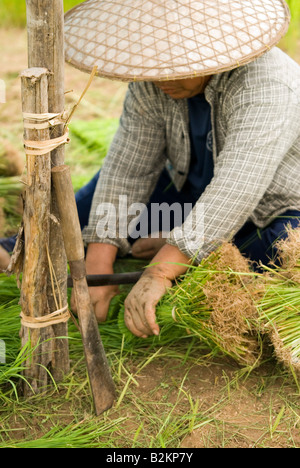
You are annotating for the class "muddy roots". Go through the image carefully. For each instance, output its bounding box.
[202,244,262,366]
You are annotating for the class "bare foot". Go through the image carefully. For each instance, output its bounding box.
[0,246,10,272]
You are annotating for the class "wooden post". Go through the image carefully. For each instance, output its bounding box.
[25,0,69,379]
[20,68,53,393]
[52,166,116,415]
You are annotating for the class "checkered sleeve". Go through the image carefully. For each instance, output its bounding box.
[167,78,300,262]
[82,82,167,255]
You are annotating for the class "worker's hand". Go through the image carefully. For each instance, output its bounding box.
[124,243,191,337]
[71,243,119,323]
[124,273,172,338]
[131,232,167,259]
[71,266,120,323]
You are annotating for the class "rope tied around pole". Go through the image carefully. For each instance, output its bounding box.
[20,244,71,329]
[22,65,98,157]
[23,128,70,156]
[20,67,99,329]
[20,306,70,329]
[23,111,68,130]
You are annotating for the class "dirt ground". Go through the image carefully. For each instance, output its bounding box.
[132,357,300,448]
[1,28,300,448]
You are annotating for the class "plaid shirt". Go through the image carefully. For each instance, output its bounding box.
[82,47,300,263]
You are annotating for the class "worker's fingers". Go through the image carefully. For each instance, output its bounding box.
[91,285,120,323]
[71,284,119,323]
[124,294,150,337]
[93,298,110,323]
[124,295,154,337]
[123,274,169,337]
[144,305,160,336]
[131,236,167,259]
[124,298,159,338]
[124,305,149,338]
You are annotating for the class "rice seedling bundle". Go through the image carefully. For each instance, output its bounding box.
[68,118,119,169]
[118,243,262,366]
[258,227,300,375]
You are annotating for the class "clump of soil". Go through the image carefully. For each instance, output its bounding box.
[202,243,262,366]
[0,138,24,177]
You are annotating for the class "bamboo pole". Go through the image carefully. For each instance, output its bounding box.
[20,68,53,394]
[25,0,69,379]
[52,165,116,415]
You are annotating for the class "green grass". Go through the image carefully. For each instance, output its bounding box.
[0,263,300,448]
[0,0,83,28]
[0,273,213,448]
[67,117,119,189]
[280,0,300,57]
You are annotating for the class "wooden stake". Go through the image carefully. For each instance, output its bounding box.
[25,0,69,379]
[20,68,53,394]
[52,165,116,415]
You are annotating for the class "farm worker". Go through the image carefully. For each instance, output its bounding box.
[2,1,300,339]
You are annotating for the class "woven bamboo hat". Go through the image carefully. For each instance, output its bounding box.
[64,0,290,82]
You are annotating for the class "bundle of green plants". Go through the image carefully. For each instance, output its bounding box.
[68,118,119,170]
[257,227,300,376]
[0,176,23,200]
[0,176,23,235]
[0,272,20,303]
[118,243,263,366]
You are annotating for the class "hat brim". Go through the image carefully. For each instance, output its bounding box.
[64,0,290,82]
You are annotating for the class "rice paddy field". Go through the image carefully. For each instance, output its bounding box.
[0,0,300,449]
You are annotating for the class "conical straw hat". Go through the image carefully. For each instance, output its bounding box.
[64,0,290,82]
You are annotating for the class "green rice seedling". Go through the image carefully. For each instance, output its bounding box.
[67,118,119,170]
[0,177,23,235]
[258,283,300,376]
[0,273,20,303]
[0,177,23,213]
[0,177,23,202]
[0,0,84,28]
[281,0,300,58]
[0,301,21,358]
[118,243,262,366]
[0,416,127,448]
[257,227,300,376]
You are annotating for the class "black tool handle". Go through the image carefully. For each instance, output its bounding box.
[67,271,143,288]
